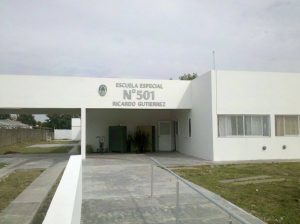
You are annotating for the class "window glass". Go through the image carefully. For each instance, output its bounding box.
[218,115,270,137]
[251,115,263,136]
[218,115,243,136]
[284,115,299,135]
[244,116,252,135]
[275,116,284,136]
[174,121,178,136]
[188,118,191,137]
[237,116,244,135]
[230,116,238,135]
[218,115,231,136]
[160,122,170,135]
[263,116,270,136]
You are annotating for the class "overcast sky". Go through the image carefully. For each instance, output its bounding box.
[0,0,299,80]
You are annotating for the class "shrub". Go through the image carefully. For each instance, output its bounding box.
[132,129,149,153]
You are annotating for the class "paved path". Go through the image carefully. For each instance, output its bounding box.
[26,143,77,148]
[0,153,69,179]
[0,153,70,224]
[0,159,67,224]
[82,154,265,224]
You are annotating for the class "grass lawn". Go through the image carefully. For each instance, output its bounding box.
[0,163,7,169]
[0,142,74,154]
[174,162,300,224]
[0,169,44,211]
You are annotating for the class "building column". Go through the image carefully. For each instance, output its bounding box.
[81,107,86,159]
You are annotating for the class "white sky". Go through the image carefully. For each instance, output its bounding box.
[0,0,299,80]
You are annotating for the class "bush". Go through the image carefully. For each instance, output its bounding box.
[132,129,149,153]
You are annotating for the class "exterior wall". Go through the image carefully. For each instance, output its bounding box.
[72,118,81,141]
[86,109,175,151]
[0,75,192,109]
[0,128,53,147]
[213,71,300,161]
[54,129,72,140]
[174,72,214,160]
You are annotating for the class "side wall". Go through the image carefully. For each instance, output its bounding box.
[0,129,53,147]
[174,72,214,160]
[213,71,300,161]
[54,129,72,140]
[86,109,175,151]
[72,118,81,141]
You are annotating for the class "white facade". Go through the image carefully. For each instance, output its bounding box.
[212,71,300,161]
[1,71,300,161]
[54,129,72,140]
[53,118,81,140]
[72,118,81,141]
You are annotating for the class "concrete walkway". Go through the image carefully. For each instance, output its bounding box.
[0,153,70,224]
[0,160,67,224]
[0,153,69,179]
[82,154,265,224]
[26,143,77,148]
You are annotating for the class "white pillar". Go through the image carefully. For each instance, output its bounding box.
[81,107,86,159]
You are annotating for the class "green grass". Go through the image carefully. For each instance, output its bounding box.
[174,162,300,224]
[0,169,44,211]
[0,163,7,169]
[0,142,73,154]
[31,171,63,224]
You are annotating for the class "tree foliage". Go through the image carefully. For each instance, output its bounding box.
[17,114,36,126]
[179,73,198,80]
[0,114,10,120]
[44,114,72,129]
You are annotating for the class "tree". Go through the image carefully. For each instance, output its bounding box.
[44,114,72,130]
[17,114,36,126]
[0,114,10,119]
[179,73,198,80]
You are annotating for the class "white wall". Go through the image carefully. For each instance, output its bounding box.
[43,155,82,224]
[72,118,81,140]
[86,109,176,151]
[174,72,214,160]
[213,71,300,161]
[0,75,192,109]
[54,129,72,140]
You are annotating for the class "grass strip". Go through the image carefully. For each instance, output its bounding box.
[0,142,73,154]
[0,169,44,211]
[174,162,300,224]
[0,163,7,169]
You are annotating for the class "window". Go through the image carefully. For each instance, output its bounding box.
[218,115,270,137]
[188,118,191,137]
[160,122,170,135]
[174,121,179,136]
[275,115,299,136]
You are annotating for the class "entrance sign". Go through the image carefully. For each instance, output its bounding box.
[111,82,167,108]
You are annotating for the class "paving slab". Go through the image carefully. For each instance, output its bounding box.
[0,160,67,224]
[82,154,265,224]
[0,159,28,179]
[26,143,77,148]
